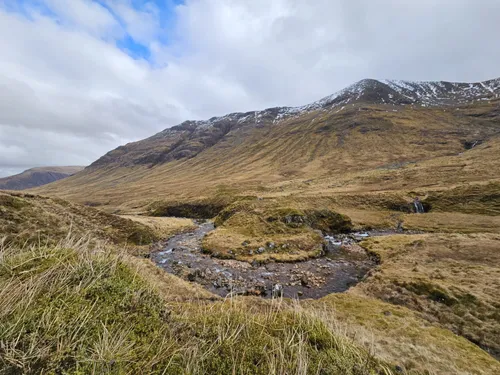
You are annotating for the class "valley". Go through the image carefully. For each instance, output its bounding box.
[2,77,500,374]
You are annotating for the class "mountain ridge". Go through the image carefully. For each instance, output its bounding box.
[89,77,500,170]
[149,76,500,135]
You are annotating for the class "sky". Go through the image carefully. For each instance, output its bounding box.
[0,0,499,177]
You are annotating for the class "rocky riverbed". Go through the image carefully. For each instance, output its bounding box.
[152,221,377,299]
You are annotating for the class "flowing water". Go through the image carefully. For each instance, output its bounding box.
[413,200,425,213]
[152,221,376,299]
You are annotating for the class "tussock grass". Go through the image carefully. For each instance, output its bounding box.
[0,235,397,375]
[314,294,500,375]
[355,233,500,358]
[119,215,197,238]
[0,191,158,247]
[0,236,170,374]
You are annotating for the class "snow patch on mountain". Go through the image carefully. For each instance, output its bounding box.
[156,77,500,135]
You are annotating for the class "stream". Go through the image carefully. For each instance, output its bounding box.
[152,221,376,299]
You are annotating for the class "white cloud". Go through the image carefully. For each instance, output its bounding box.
[103,0,161,45]
[43,0,122,38]
[0,0,499,176]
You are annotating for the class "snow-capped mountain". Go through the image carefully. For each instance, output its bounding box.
[305,77,500,110]
[90,77,500,168]
[153,77,500,136]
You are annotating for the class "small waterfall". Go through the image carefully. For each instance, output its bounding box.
[413,200,425,214]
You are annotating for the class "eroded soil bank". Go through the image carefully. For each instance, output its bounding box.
[152,220,376,299]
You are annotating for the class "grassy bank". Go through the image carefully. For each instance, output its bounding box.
[0,191,158,247]
[355,233,500,358]
[0,237,397,375]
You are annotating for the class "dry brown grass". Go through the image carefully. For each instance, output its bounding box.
[0,191,158,247]
[354,233,500,358]
[32,102,500,213]
[1,190,499,373]
[16,99,500,373]
[119,215,196,238]
[402,212,500,233]
[313,294,500,375]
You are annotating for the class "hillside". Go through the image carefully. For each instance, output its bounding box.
[0,190,156,246]
[0,166,84,190]
[84,77,500,170]
[35,77,500,211]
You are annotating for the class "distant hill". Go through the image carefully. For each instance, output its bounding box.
[0,166,85,190]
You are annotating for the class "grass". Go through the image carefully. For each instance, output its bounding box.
[0,237,172,374]
[354,233,500,358]
[314,294,500,375]
[0,191,158,247]
[10,99,500,373]
[1,191,499,374]
[2,233,498,374]
[201,199,351,262]
[119,215,197,238]
[0,236,399,375]
[31,101,500,213]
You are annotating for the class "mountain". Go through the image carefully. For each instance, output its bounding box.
[89,77,500,169]
[35,77,500,210]
[0,166,85,190]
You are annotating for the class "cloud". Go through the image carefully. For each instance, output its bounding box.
[0,0,499,176]
[43,0,122,38]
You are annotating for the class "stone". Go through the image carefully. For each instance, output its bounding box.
[272,283,284,298]
[257,247,265,254]
[187,269,201,281]
[300,274,309,286]
[249,249,254,255]
[267,242,276,249]
[246,284,266,296]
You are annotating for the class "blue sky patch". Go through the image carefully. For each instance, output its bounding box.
[117,35,151,60]
[1,0,185,62]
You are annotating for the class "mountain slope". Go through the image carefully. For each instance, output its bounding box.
[88,77,500,169]
[0,166,84,190]
[35,78,500,210]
